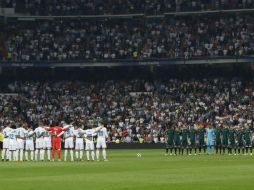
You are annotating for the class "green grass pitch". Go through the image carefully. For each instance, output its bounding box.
[1,149,254,190]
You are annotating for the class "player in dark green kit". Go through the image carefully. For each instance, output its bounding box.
[181,126,189,155]
[174,127,181,155]
[215,125,222,155]
[221,125,229,154]
[165,126,175,156]
[228,126,237,155]
[244,125,253,156]
[236,127,244,155]
[189,126,197,155]
[198,125,206,154]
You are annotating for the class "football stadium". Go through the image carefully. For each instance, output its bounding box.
[1,1,254,190]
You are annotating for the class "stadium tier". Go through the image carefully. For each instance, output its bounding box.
[1,13,254,62]
[0,76,253,143]
[1,0,254,15]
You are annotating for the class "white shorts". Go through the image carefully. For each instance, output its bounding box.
[16,139,25,149]
[9,140,17,151]
[96,139,107,149]
[43,137,52,149]
[3,138,9,149]
[75,138,84,150]
[85,140,94,151]
[25,140,34,151]
[65,138,74,149]
[36,138,44,149]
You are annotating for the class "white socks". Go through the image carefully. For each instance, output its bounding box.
[40,150,44,160]
[15,149,22,161]
[96,150,99,160]
[35,150,38,160]
[102,149,106,160]
[91,151,94,161]
[25,151,28,160]
[86,151,90,161]
[64,150,74,161]
[47,149,50,160]
[80,151,83,160]
[25,151,34,161]
[15,151,18,161]
[9,151,18,161]
[96,149,107,160]
[64,150,68,161]
[86,151,94,161]
[14,151,18,161]
[70,150,74,161]
[31,151,34,160]
[9,151,12,161]
[20,149,24,161]
[7,149,106,162]
[76,151,79,160]
[2,149,7,160]
[35,149,44,161]
[76,150,83,160]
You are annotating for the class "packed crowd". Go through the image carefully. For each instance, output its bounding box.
[1,0,254,15]
[2,14,254,62]
[0,78,254,143]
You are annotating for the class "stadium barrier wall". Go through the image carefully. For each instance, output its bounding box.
[107,143,165,149]
[60,142,165,149]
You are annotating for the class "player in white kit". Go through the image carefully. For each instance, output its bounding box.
[34,122,46,161]
[16,124,27,161]
[43,122,52,161]
[63,121,75,162]
[25,126,35,161]
[2,124,11,161]
[79,124,103,161]
[96,124,109,161]
[73,126,84,161]
[8,124,18,161]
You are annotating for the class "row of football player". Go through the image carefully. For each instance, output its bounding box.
[1,121,109,162]
[165,124,253,156]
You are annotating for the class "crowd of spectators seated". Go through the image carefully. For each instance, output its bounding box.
[1,0,254,15]
[1,14,254,62]
[0,78,253,142]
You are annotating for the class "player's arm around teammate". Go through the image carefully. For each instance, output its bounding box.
[96,123,109,161]
[16,123,27,161]
[25,126,35,161]
[63,123,75,162]
[2,124,11,161]
[73,126,85,161]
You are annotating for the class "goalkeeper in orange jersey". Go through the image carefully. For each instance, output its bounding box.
[45,121,71,161]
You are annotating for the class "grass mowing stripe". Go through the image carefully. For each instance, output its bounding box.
[0,149,254,190]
